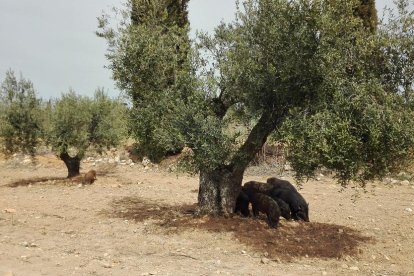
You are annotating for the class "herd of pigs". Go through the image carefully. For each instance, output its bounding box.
[80,170,306,228]
[235,177,309,228]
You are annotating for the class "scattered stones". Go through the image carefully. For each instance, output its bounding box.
[20,241,38,248]
[322,271,328,276]
[400,180,410,186]
[261,257,270,264]
[22,156,32,164]
[273,257,281,263]
[405,208,413,213]
[341,264,349,269]
[142,157,152,167]
[349,266,359,271]
[101,261,112,268]
[390,179,399,185]
[3,208,16,214]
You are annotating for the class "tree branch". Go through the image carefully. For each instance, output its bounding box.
[231,110,284,172]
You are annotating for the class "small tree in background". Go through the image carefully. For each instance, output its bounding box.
[0,70,42,157]
[48,89,127,177]
[0,71,128,178]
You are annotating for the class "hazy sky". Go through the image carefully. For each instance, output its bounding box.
[0,0,394,99]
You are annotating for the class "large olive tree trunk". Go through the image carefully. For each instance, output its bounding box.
[60,152,81,178]
[197,111,283,215]
[197,166,244,215]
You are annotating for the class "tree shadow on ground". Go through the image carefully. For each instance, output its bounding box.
[5,166,116,188]
[5,177,70,188]
[103,196,373,261]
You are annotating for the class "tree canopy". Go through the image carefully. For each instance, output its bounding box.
[100,0,414,214]
[0,70,127,177]
[48,89,127,177]
[0,70,42,157]
[98,0,191,161]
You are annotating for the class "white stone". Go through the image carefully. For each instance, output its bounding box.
[405,208,413,213]
[260,257,270,264]
[390,179,399,185]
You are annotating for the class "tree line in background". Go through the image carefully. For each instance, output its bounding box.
[0,70,127,177]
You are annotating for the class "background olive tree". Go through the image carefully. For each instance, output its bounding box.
[0,71,128,178]
[0,70,42,157]
[99,0,414,215]
[48,89,127,177]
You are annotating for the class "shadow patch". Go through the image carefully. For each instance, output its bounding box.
[103,196,372,261]
[6,177,69,188]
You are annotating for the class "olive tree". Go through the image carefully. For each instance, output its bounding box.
[100,0,414,215]
[48,89,127,177]
[98,0,191,161]
[0,70,42,157]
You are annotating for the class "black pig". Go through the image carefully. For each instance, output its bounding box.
[270,188,309,222]
[249,192,281,228]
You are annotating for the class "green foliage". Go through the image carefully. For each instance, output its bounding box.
[101,0,414,186]
[48,90,91,158]
[0,70,42,156]
[378,0,414,102]
[280,86,414,185]
[131,0,189,28]
[88,88,128,153]
[98,0,191,161]
[48,89,127,158]
[355,0,378,33]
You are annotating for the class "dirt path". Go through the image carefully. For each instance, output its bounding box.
[1,156,414,275]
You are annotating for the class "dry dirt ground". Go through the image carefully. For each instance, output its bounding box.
[1,154,414,276]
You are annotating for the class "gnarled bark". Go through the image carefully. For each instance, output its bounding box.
[59,152,81,178]
[197,166,244,216]
[197,111,285,215]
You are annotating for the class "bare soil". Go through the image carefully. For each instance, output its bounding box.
[1,154,414,275]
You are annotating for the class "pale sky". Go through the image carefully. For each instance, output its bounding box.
[0,0,394,99]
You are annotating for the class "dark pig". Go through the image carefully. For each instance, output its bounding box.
[249,192,281,228]
[270,188,309,222]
